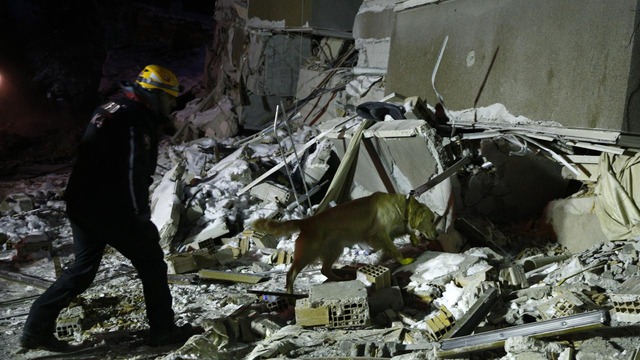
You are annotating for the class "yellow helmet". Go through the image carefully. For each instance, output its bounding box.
[135,64,180,97]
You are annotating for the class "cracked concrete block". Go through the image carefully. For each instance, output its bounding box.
[308,280,370,328]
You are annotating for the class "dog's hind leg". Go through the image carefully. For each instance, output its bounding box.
[286,234,316,294]
[320,243,345,282]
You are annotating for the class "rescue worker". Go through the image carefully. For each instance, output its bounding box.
[21,65,198,352]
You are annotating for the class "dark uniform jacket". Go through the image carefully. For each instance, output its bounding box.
[65,96,159,226]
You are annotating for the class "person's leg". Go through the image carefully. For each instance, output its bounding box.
[22,220,105,348]
[108,221,175,336]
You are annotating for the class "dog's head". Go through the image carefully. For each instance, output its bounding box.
[407,197,438,244]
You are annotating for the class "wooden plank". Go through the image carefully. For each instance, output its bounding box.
[198,269,265,284]
[247,289,308,299]
[0,269,53,290]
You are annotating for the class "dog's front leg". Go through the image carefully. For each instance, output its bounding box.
[377,233,415,266]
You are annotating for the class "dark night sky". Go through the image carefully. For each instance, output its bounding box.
[0,0,212,168]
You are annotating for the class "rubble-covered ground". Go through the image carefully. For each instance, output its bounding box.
[2,119,640,360]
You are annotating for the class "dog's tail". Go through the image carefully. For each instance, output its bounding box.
[252,218,301,238]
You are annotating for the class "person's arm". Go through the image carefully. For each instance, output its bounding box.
[126,121,153,221]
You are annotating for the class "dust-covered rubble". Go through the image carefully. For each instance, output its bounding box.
[2,117,640,359]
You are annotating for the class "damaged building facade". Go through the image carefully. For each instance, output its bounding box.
[3,0,640,359]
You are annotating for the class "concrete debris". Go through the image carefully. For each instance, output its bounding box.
[502,336,568,359]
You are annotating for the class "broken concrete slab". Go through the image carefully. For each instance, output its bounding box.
[386,0,640,132]
[545,196,607,254]
[151,162,185,252]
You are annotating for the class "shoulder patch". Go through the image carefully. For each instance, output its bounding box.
[101,101,122,114]
[90,113,105,128]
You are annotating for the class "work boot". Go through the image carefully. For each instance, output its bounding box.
[20,333,70,352]
[148,323,203,347]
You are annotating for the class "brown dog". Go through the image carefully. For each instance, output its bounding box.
[251,192,438,293]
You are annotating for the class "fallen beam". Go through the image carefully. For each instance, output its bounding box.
[437,310,610,358]
[442,287,499,339]
[412,156,470,196]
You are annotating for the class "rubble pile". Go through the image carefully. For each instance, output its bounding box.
[2,106,640,359]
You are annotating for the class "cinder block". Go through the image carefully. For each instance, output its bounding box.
[425,305,455,341]
[308,280,370,328]
[356,264,391,290]
[270,249,294,265]
[538,289,598,320]
[56,317,82,339]
[243,229,279,249]
[610,277,640,323]
[15,233,52,258]
[165,249,217,274]
[192,238,217,252]
[295,298,330,327]
[56,306,84,340]
[261,295,289,313]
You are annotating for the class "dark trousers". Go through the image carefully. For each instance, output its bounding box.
[23,216,175,338]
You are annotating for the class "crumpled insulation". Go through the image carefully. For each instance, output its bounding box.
[595,152,640,240]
